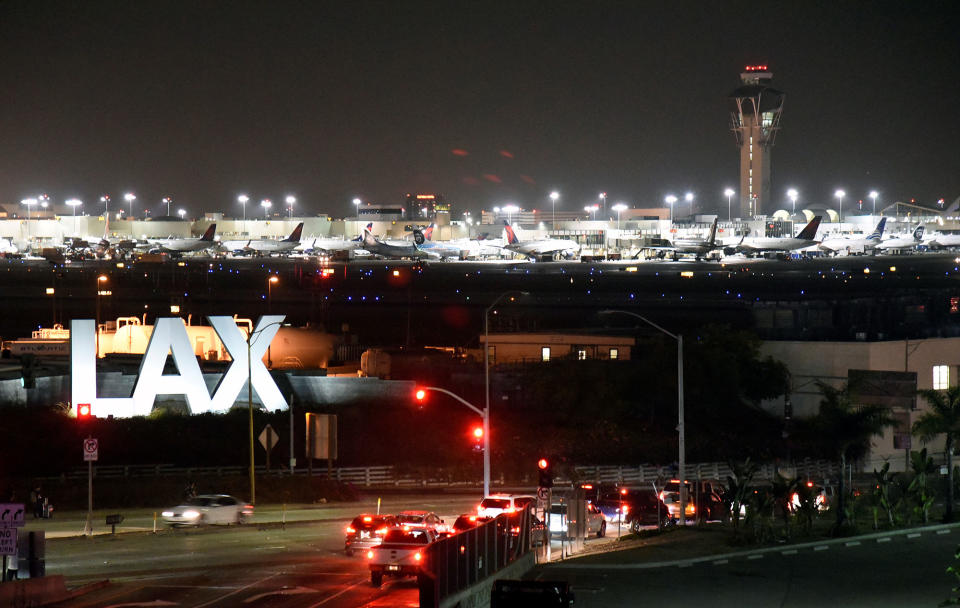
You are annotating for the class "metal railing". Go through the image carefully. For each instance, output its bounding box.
[573,458,841,484]
[419,508,535,607]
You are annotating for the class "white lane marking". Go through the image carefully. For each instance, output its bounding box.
[782,550,798,555]
[307,579,367,608]
[244,586,317,603]
[747,554,763,560]
[192,573,279,608]
[939,529,952,535]
[713,559,728,565]
[814,545,829,552]
[877,537,891,543]
[845,541,861,547]
[907,533,921,539]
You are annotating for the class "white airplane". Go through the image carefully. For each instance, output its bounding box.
[222,223,304,255]
[924,229,960,249]
[818,217,887,255]
[416,224,503,260]
[361,226,435,259]
[876,224,925,252]
[0,238,19,255]
[731,216,823,255]
[146,224,218,253]
[655,218,720,260]
[502,221,580,259]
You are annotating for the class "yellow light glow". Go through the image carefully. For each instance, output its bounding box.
[170,305,181,314]
[680,271,694,278]
[45,287,55,295]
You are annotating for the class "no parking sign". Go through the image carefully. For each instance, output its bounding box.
[83,438,99,462]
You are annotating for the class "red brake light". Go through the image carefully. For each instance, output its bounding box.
[366,550,374,559]
[807,481,814,487]
[414,552,422,562]
[346,526,355,534]
[376,527,388,535]
[469,516,477,522]
[363,516,372,522]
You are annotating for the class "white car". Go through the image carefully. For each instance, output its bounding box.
[548,502,606,538]
[476,494,536,518]
[161,494,253,527]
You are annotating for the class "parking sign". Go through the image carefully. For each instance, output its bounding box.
[83,438,99,461]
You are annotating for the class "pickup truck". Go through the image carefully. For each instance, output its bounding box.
[366,527,437,587]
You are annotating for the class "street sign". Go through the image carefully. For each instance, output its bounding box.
[0,503,25,528]
[0,527,16,555]
[537,487,549,501]
[259,424,279,451]
[84,437,99,461]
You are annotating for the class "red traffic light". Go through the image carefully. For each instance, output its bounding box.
[77,403,92,420]
[472,427,483,439]
[538,458,549,470]
[415,388,426,401]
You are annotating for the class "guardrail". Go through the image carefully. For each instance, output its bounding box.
[44,458,853,488]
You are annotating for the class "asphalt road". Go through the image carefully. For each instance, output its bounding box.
[535,525,960,607]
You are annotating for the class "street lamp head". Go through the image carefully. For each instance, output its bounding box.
[612,203,627,212]
[724,188,735,197]
[177,209,186,218]
[684,192,694,202]
[124,193,136,202]
[549,191,559,201]
[599,192,606,200]
[238,194,249,204]
[268,276,279,284]
[261,199,272,208]
[787,188,798,199]
[352,198,362,206]
[66,198,82,207]
[869,190,879,199]
[835,189,845,199]
[97,275,108,283]
[665,195,677,204]
[21,198,37,205]
[285,195,296,204]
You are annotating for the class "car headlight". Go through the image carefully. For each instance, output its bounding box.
[161,511,174,517]
[183,510,200,519]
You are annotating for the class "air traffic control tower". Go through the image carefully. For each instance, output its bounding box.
[729,65,785,218]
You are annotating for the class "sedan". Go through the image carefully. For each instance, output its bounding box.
[161,494,253,527]
[396,510,449,536]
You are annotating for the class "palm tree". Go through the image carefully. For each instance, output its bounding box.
[914,386,960,522]
[814,381,896,533]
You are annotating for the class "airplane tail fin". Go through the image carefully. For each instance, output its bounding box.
[707,217,719,246]
[913,224,925,241]
[200,224,217,241]
[413,229,426,246]
[866,217,887,241]
[796,216,822,241]
[423,224,435,241]
[285,222,304,242]
[362,226,378,247]
[502,221,519,245]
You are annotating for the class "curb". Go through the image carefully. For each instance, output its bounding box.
[542,521,960,570]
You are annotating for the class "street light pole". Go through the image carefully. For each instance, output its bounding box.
[869,190,879,216]
[665,195,677,223]
[245,320,284,505]
[724,189,734,222]
[484,291,527,497]
[420,385,489,494]
[550,191,559,232]
[787,189,798,216]
[600,309,686,526]
[835,189,845,225]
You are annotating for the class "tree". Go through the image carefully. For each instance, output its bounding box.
[914,386,960,522]
[813,381,896,534]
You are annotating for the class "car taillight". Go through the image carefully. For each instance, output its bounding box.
[414,552,422,562]
[376,527,388,535]
[469,516,477,522]
[510,526,520,534]
[505,507,515,513]
[690,505,695,513]
[622,505,629,515]
[367,550,374,559]
[363,516,372,522]
[346,526,356,534]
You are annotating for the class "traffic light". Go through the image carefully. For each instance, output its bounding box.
[537,458,553,488]
[77,403,93,422]
[414,388,427,408]
[472,426,483,452]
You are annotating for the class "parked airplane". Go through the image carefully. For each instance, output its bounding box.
[731,216,823,255]
[818,217,887,255]
[222,223,304,255]
[660,218,720,260]
[145,224,218,253]
[416,224,502,259]
[876,224,925,252]
[502,221,580,259]
[923,229,960,249]
[361,226,434,259]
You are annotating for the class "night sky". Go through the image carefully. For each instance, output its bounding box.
[1,1,957,219]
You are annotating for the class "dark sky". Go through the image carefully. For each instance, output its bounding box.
[1,0,957,219]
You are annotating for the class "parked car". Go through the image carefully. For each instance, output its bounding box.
[161,494,253,527]
[345,514,398,556]
[477,494,535,518]
[548,501,606,537]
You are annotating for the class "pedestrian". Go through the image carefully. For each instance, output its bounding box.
[30,485,42,519]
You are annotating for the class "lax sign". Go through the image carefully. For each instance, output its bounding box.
[71,315,287,418]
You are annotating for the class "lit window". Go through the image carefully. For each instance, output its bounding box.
[577,349,587,361]
[487,345,496,365]
[541,347,551,362]
[934,365,950,390]
[610,348,619,360]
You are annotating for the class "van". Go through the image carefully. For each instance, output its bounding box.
[477,494,535,518]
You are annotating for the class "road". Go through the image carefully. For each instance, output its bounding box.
[37,494,479,608]
[534,525,960,607]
